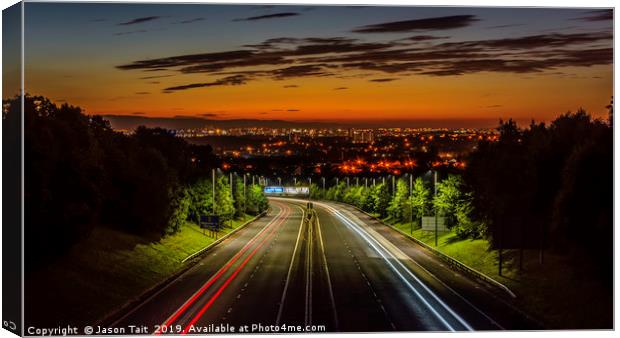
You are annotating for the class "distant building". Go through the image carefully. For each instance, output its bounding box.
[351,129,374,143]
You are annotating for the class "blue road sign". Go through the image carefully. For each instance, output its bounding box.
[200,215,220,229]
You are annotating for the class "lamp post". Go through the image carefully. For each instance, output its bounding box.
[243,174,247,220]
[434,170,438,247]
[409,173,413,235]
[230,172,234,228]
[392,175,395,196]
[212,168,216,214]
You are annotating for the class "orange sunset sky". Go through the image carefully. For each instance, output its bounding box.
[14,4,614,127]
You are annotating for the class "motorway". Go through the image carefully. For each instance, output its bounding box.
[110,198,538,333]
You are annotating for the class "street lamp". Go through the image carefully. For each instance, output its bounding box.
[409,173,413,235]
[434,170,438,247]
[212,168,216,214]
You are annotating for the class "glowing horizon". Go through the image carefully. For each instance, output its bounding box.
[15,4,613,127]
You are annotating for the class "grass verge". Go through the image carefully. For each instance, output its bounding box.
[25,215,253,327]
[386,219,612,329]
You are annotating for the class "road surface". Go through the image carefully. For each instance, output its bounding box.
[110,198,537,333]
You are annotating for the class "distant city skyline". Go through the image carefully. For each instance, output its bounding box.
[14,3,614,127]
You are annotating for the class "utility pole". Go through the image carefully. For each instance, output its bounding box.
[230,172,233,228]
[212,168,216,213]
[346,177,349,188]
[278,177,282,186]
[392,175,395,196]
[243,174,247,220]
[434,171,438,247]
[365,177,368,188]
[322,177,325,191]
[410,174,413,235]
[356,177,359,186]
[336,177,339,186]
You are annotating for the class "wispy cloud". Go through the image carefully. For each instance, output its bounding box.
[352,15,479,33]
[575,9,613,22]
[234,12,300,21]
[370,78,397,82]
[114,30,148,36]
[174,17,205,24]
[198,113,222,117]
[118,16,162,26]
[118,29,612,84]
[163,75,249,92]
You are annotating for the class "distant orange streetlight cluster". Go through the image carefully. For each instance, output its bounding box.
[338,159,418,175]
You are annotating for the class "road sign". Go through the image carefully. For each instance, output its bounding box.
[264,186,284,194]
[421,216,448,232]
[200,215,220,230]
[263,186,309,196]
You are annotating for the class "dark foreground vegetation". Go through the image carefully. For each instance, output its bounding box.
[311,104,612,328]
[4,94,611,328]
[314,106,612,278]
[2,95,268,272]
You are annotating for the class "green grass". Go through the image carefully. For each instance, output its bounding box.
[386,219,612,329]
[25,215,253,327]
[390,221,518,282]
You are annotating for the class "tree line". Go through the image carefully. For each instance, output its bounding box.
[310,106,612,276]
[6,95,268,270]
[466,108,612,276]
[310,174,481,239]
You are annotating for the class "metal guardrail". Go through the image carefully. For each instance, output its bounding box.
[99,211,267,327]
[389,224,517,298]
[342,203,517,299]
[182,211,267,263]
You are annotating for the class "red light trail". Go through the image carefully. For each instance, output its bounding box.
[155,202,290,334]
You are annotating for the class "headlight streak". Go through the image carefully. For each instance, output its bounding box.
[320,203,473,332]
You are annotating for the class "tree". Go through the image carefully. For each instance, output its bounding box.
[372,183,390,217]
[387,179,409,222]
[246,184,268,215]
[409,177,431,228]
[432,175,464,227]
[233,177,246,218]
[187,177,214,221]
[167,187,191,234]
[214,175,235,222]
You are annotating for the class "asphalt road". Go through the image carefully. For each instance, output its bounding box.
[110,198,538,334]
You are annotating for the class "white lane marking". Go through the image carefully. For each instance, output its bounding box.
[320,202,473,331]
[338,208,499,329]
[305,211,313,326]
[315,213,340,329]
[339,207,504,330]
[275,205,306,325]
